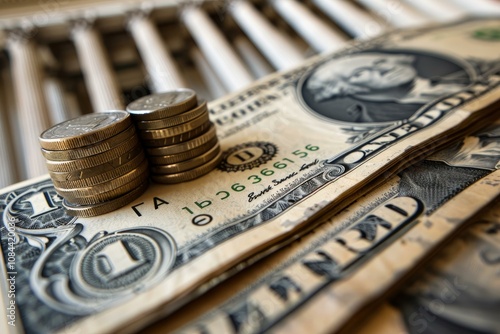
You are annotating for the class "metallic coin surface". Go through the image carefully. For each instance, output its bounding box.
[41,125,137,161]
[54,160,148,197]
[39,111,131,150]
[141,121,211,147]
[136,101,208,130]
[146,123,217,155]
[139,112,210,140]
[60,170,149,205]
[63,182,149,217]
[148,137,219,165]
[48,146,144,180]
[51,152,146,188]
[126,89,197,120]
[152,144,220,174]
[151,149,222,184]
[45,136,140,172]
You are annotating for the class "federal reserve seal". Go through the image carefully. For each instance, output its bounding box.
[219,142,278,172]
[30,224,177,315]
[3,182,75,234]
[298,49,474,125]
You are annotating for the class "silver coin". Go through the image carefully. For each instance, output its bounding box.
[55,160,149,197]
[51,152,146,188]
[151,143,221,174]
[148,136,218,165]
[45,136,141,172]
[127,89,198,120]
[63,181,149,217]
[146,123,217,156]
[42,125,137,161]
[139,113,210,140]
[60,170,149,205]
[136,101,208,130]
[141,121,212,147]
[151,149,223,184]
[39,111,131,150]
[48,145,143,177]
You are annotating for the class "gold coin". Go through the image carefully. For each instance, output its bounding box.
[60,170,149,205]
[126,89,197,121]
[148,137,218,165]
[152,143,220,174]
[136,101,208,130]
[141,121,211,147]
[41,125,137,161]
[139,112,210,140]
[63,181,148,217]
[45,136,140,172]
[51,152,146,188]
[54,160,148,197]
[49,147,144,181]
[146,123,217,156]
[39,111,131,150]
[151,149,222,184]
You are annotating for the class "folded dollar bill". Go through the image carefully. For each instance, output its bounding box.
[156,121,500,334]
[356,202,500,334]
[1,19,500,334]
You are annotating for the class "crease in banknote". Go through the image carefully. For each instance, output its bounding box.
[173,80,500,267]
[176,122,500,334]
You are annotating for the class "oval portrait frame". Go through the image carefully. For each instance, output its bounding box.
[296,48,478,127]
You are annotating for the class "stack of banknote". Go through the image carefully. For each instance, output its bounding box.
[0,18,499,334]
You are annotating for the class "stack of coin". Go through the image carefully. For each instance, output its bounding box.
[127,89,222,184]
[39,111,149,217]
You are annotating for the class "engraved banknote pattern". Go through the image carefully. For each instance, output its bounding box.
[171,122,500,334]
[1,19,500,334]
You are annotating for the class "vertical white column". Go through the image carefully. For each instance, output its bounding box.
[63,91,82,120]
[190,48,228,99]
[234,37,273,79]
[128,13,186,92]
[7,31,51,178]
[447,0,500,16]
[1,63,24,180]
[0,82,17,187]
[401,0,466,22]
[357,0,433,28]
[229,0,305,70]
[312,0,389,40]
[38,45,80,124]
[44,77,80,124]
[271,0,347,53]
[181,6,254,92]
[71,20,124,112]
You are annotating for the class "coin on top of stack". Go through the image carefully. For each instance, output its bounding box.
[39,111,149,217]
[127,89,221,184]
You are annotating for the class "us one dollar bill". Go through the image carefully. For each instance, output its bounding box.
[355,203,500,334]
[152,121,500,334]
[1,19,500,334]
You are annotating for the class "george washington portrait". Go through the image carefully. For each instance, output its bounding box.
[300,50,472,124]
